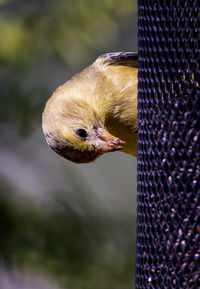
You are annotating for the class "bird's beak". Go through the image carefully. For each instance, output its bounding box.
[95,128,125,153]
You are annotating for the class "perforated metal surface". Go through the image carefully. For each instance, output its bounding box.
[136,1,200,288]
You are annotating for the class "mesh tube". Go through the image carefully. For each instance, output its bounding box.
[136,1,200,288]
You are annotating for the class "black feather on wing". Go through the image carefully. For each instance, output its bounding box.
[99,52,138,68]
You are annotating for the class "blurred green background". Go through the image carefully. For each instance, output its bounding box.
[0,0,137,288]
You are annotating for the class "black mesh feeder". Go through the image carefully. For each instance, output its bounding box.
[136,1,200,288]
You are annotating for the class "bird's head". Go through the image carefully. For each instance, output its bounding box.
[42,93,125,163]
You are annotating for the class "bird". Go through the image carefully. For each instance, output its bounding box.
[42,52,138,163]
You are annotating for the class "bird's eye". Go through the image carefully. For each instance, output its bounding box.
[75,128,88,139]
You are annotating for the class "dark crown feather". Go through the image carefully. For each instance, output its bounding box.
[99,52,138,68]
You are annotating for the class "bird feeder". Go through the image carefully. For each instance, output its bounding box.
[136,0,199,288]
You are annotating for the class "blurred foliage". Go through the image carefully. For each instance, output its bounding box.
[0,180,136,289]
[0,0,136,65]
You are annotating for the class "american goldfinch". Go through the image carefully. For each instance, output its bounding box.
[42,52,138,163]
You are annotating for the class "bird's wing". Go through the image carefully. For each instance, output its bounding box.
[97,52,138,68]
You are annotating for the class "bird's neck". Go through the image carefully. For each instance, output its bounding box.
[92,85,137,132]
[104,112,137,157]
[91,92,137,157]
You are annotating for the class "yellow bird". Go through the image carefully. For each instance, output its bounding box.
[42,52,138,163]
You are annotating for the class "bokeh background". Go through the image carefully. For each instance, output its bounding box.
[0,0,137,288]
